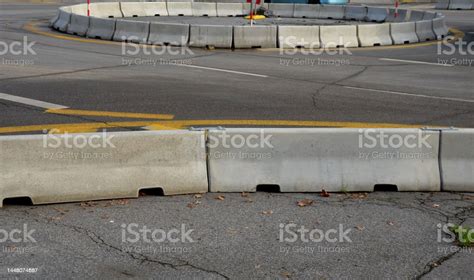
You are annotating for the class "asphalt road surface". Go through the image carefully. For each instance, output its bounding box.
[0,1,473,279]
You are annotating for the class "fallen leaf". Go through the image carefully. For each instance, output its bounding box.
[241,192,249,197]
[432,204,440,208]
[194,194,202,199]
[355,225,365,231]
[281,271,291,278]
[215,195,225,201]
[464,195,474,200]
[351,193,368,199]
[387,221,395,226]
[187,203,197,209]
[80,201,97,208]
[262,210,273,215]
[297,199,314,207]
[320,189,330,197]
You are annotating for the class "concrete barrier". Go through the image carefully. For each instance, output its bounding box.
[233,26,277,48]
[436,0,450,9]
[113,20,150,43]
[293,4,320,18]
[53,8,71,32]
[189,24,233,48]
[390,22,419,44]
[89,3,123,18]
[217,3,244,17]
[70,3,88,16]
[416,20,436,42]
[440,129,474,192]
[148,22,190,46]
[449,0,473,9]
[192,2,217,17]
[0,131,208,207]
[422,12,438,20]
[67,13,90,37]
[121,2,147,18]
[49,12,59,28]
[344,5,367,21]
[142,2,169,17]
[319,5,345,20]
[167,2,193,16]
[433,17,449,39]
[207,128,440,192]
[86,17,116,40]
[358,23,392,47]
[387,8,408,22]
[278,26,320,49]
[320,25,359,48]
[366,7,388,23]
[268,3,295,18]
[408,10,425,21]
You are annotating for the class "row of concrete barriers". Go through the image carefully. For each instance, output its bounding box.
[436,0,474,10]
[51,3,450,49]
[0,128,472,207]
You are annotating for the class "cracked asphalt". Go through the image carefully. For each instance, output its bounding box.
[0,192,473,279]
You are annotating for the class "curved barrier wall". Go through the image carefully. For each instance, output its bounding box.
[50,3,449,49]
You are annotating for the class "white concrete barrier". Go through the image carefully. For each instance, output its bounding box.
[448,0,473,9]
[167,2,193,16]
[293,4,320,18]
[207,128,440,192]
[217,3,244,17]
[344,5,367,21]
[433,17,449,39]
[320,25,359,48]
[390,22,419,44]
[192,2,217,17]
[142,2,169,17]
[70,3,88,16]
[49,12,59,28]
[387,8,408,22]
[367,7,388,23]
[113,20,150,43]
[416,20,436,42]
[148,22,190,46]
[358,23,392,47]
[268,3,295,18]
[278,25,320,49]
[86,17,116,40]
[189,24,233,48]
[53,7,72,32]
[0,131,208,207]
[121,2,147,18]
[233,26,277,48]
[67,14,90,37]
[89,3,123,18]
[422,12,438,20]
[440,129,474,192]
[436,0,450,9]
[408,10,425,21]
[319,5,345,20]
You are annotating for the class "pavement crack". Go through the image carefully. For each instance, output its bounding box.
[415,250,460,279]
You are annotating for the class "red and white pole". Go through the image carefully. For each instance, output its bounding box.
[394,1,399,19]
[87,0,91,17]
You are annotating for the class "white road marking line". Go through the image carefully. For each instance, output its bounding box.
[343,86,474,104]
[0,92,69,109]
[379,58,454,67]
[175,64,268,78]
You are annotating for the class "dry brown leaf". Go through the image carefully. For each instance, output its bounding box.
[355,225,365,231]
[241,192,249,197]
[320,189,330,197]
[432,204,440,208]
[215,195,225,201]
[387,221,395,226]
[464,195,474,200]
[281,271,291,278]
[297,199,314,207]
[262,210,273,215]
[194,194,202,199]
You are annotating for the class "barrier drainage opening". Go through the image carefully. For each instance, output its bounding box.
[256,184,281,193]
[373,43,381,46]
[139,188,164,196]
[178,14,184,16]
[404,41,410,44]
[3,197,33,206]
[373,184,398,192]
[132,15,138,17]
[108,16,114,18]
[251,46,262,49]
[154,14,160,16]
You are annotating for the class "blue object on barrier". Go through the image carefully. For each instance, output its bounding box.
[320,0,348,4]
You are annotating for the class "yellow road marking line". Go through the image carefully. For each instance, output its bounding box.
[46,109,175,120]
[0,120,426,134]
